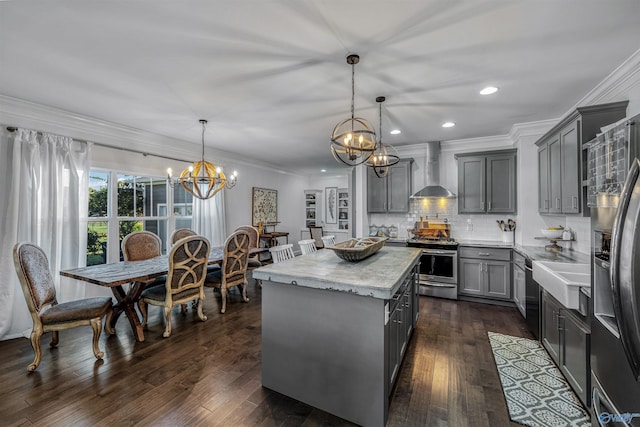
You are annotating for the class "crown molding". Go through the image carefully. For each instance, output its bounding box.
[508,119,557,142]
[571,47,640,111]
[0,94,304,177]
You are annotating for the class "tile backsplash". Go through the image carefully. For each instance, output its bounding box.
[369,198,516,241]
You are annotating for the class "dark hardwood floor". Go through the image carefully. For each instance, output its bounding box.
[0,282,531,426]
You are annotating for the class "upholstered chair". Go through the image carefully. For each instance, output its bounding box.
[138,236,210,337]
[13,242,113,372]
[298,239,317,255]
[121,230,163,261]
[205,229,251,314]
[170,228,197,245]
[269,244,295,263]
[234,225,262,284]
[308,226,324,249]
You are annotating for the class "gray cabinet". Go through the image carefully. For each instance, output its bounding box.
[541,290,562,364]
[536,101,628,215]
[560,309,590,407]
[458,247,512,300]
[456,150,516,214]
[541,291,590,407]
[367,159,413,213]
[512,252,526,317]
[387,267,418,392]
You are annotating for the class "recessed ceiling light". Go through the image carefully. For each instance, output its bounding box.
[480,86,498,95]
[321,169,327,172]
[390,129,401,135]
[442,122,455,128]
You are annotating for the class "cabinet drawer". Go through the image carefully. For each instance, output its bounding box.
[459,247,511,261]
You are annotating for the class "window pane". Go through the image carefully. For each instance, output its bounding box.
[151,178,167,216]
[117,174,138,217]
[173,184,193,216]
[87,221,108,266]
[176,217,193,230]
[88,171,109,218]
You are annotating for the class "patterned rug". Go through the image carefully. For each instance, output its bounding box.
[487,332,590,427]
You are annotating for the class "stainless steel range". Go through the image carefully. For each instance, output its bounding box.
[407,221,458,300]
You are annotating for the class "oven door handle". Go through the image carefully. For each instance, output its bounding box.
[422,250,457,255]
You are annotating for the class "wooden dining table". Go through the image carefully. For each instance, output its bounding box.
[60,247,265,342]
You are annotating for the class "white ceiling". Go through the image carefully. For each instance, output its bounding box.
[1,1,640,174]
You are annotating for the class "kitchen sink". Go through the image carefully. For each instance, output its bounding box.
[532,260,590,309]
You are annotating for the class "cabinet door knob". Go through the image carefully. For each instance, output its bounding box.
[556,197,560,210]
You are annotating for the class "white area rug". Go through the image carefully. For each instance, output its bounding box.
[488,332,590,427]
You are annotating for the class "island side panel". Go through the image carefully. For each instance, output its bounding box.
[262,281,388,427]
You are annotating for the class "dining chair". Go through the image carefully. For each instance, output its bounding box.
[321,235,336,247]
[205,229,251,314]
[269,244,295,263]
[309,226,324,249]
[235,225,262,285]
[298,239,317,255]
[138,235,210,337]
[13,242,113,372]
[170,228,197,244]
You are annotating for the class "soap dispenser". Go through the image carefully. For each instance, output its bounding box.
[562,228,572,241]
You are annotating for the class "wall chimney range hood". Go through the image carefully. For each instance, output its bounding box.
[410,141,456,199]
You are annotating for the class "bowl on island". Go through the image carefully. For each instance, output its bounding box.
[541,228,563,239]
[325,237,388,262]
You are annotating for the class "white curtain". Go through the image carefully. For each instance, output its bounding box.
[192,190,227,247]
[0,128,91,340]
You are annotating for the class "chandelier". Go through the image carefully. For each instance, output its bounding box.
[365,96,400,177]
[167,119,237,200]
[330,54,377,166]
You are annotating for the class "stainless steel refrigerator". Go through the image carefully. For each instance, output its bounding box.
[590,114,640,426]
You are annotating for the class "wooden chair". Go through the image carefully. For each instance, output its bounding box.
[205,230,251,314]
[122,230,162,261]
[309,226,324,249]
[170,228,197,244]
[13,242,113,372]
[122,231,172,310]
[269,244,295,263]
[235,225,262,284]
[138,236,210,337]
[321,235,336,247]
[298,239,317,255]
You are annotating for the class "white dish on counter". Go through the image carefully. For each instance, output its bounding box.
[532,260,590,309]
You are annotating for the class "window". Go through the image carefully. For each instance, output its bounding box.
[86,170,193,265]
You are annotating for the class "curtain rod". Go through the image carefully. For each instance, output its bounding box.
[5,126,193,164]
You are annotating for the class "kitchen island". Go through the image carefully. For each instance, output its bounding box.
[253,246,421,427]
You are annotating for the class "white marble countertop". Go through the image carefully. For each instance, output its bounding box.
[253,246,422,300]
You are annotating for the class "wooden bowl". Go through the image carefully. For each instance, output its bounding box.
[325,237,388,262]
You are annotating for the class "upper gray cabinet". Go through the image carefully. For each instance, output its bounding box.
[537,101,628,215]
[456,150,517,214]
[367,159,413,213]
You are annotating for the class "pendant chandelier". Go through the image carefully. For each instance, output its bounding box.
[330,54,377,166]
[167,119,237,200]
[365,96,400,178]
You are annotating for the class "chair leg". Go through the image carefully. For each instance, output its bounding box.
[180,304,188,314]
[138,300,148,328]
[220,287,227,314]
[196,293,207,322]
[50,330,59,348]
[162,306,172,338]
[27,327,43,372]
[90,318,104,359]
[104,308,114,335]
[241,282,250,302]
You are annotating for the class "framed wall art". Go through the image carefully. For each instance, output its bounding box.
[325,187,337,224]
[252,187,277,227]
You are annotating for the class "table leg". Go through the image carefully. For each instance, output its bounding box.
[108,282,146,342]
